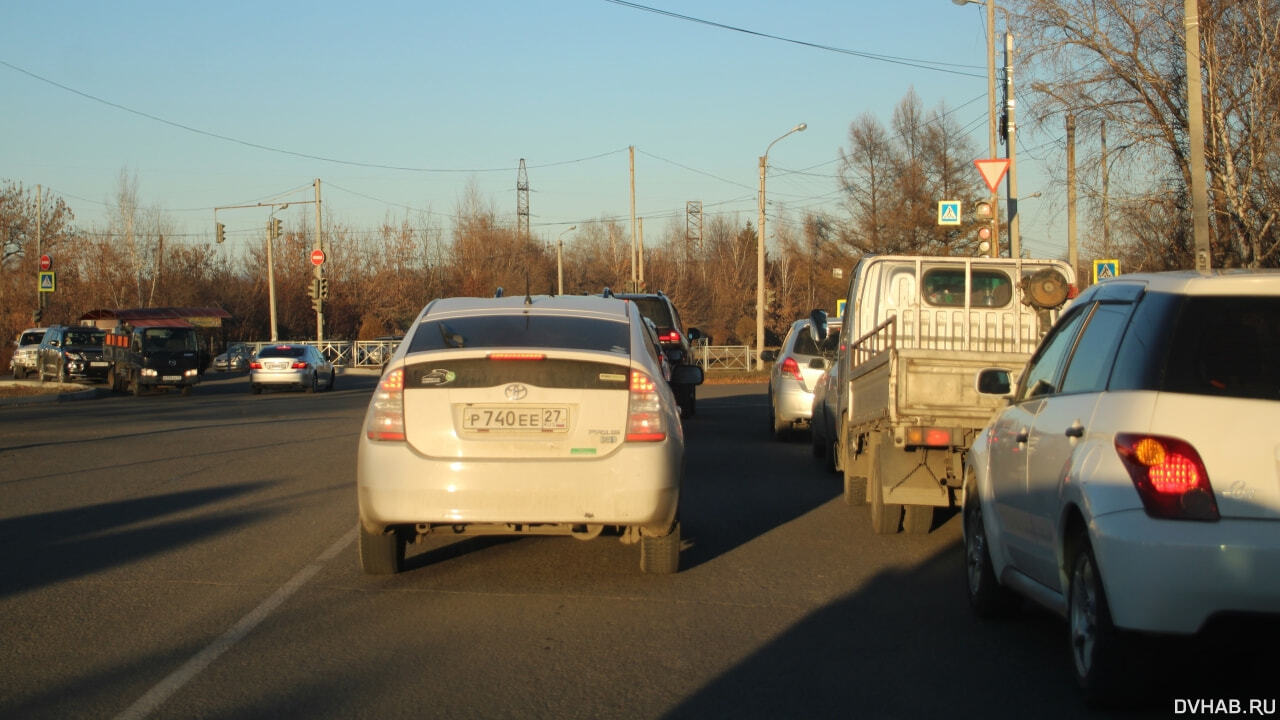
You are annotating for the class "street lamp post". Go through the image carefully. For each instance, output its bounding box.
[757,122,807,370]
[953,0,1000,257]
[556,225,576,295]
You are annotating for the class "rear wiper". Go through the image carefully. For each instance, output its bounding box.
[438,323,466,348]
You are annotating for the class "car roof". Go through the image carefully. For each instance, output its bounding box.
[422,295,633,321]
[1092,269,1280,297]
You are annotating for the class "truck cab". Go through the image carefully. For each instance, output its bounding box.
[104,325,203,396]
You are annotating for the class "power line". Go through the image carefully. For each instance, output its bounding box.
[602,0,986,78]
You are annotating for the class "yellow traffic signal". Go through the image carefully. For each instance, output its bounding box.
[216,222,226,243]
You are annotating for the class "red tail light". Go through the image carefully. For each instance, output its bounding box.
[626,370,665,442]
[658,330,681,344]
[249,361,262,370]
[1115,433,1218,521]
[366,369,405,441]
[780,356,803,382]
[291,361,309,369]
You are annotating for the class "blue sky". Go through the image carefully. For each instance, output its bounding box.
[0,1,1066,258]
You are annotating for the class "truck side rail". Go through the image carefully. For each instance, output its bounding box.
[850,316,897,366]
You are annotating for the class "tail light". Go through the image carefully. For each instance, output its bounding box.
[626,370,665,442]
[903,426,954,448]
[249,361,262,370]
[487,352,546,361]
[291,361,309,369]
[366,369,405,441]
[780,356,803,382]
[658,330,681,344]
[1115,433,1218,521]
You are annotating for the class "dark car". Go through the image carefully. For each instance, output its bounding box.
[36,325,108,382]
[609,290,704,417]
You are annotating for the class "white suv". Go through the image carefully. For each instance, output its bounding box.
[357,294,700,575]
[964,270,1280,702]
[9,327,47,379]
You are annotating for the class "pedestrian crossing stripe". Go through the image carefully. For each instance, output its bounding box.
[937,201,962,226]
[38,271,55,292]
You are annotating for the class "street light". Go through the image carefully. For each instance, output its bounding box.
[757,122,806,369]
[953,0,1000,257]
[556,225,576,295]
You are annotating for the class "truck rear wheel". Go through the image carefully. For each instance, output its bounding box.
[903,505,933,534]
[841,425,867,506]
[131,372,142,397]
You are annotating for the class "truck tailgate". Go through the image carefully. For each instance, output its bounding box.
[849,348,1028,429]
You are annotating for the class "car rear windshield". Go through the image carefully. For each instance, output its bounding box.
[628,298,675,331]
[791,327,821,356]
[258,346,307,359]
[1161,296,1280,401]
[408,315,630,355]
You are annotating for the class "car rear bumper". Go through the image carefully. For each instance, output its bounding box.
[1091,509,1280,634]
[357,438,681,532]
[774,386,815,423]
[252,370,312,386]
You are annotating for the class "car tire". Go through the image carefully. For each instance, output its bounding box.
[326,369,337,391]
[869,436,902,534]
[180,385,191,397]
[902,505,933,534]
[963,484,1017,618]
[13,367,24,380]
[640,521,680,574]
[359,523,405,575]
[305,374,316,393]
[770,404,790,441]
[251,384,262,395]
[841,426,868,506]
[131,372,143,397]
[1068,531,1134,704]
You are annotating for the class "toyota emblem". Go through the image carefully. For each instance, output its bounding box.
[504,383,528,401]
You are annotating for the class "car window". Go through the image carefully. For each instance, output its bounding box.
[1059,302,1133,394]
[791,326,821,356]
[20,331,44,345]
[409,316,630,355]
[628,298,676,331]
[1017,304,1090,400]
[259,346,306,359]
[923,268,1012,307]
[1163,296,1280,400]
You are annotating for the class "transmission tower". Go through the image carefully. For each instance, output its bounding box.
[685,200,703,257]
[516,158,530,242]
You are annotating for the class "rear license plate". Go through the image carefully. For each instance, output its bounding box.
[462,405,569,432]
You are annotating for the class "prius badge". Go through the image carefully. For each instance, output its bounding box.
[504,383,528,401]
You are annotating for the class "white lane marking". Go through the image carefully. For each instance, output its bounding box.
[114,527,357,720]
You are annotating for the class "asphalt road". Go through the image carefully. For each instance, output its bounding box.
[0,373,1268,719]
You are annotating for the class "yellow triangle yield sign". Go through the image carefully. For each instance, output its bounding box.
[974,159,1011,193]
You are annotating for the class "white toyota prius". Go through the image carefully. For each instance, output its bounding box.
[357,294,700,575]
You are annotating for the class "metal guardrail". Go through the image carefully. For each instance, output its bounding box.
[238,340,401,368]
[695,345,753,372]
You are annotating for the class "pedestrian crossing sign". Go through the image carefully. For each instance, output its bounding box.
[38,271,55,293]
[937,201,962,226]
[1092,259,1119,284]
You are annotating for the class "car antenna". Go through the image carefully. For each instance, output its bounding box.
[524,273,533,305]
[495,287,504,298]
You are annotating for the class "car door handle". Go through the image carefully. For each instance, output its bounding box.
[1064,422,1085,438]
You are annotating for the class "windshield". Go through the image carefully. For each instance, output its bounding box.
[142,328,198,352]
[65,330,106,346]
[20,331,45,346]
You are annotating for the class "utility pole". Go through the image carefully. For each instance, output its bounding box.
[1184,0,1211,271]
[629,146,638,292]
[1004,32,1021,258]
[314,178,325,344]
[1101,121,1111,255]
[36,184,43,317]
[1066,115,1078,275]
[638,218,645,290]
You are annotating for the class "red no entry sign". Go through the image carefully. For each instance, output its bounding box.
[39,254,52,271]
[310,249,326,266]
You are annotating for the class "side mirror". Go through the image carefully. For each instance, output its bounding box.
[975,367,1012,396]
[672,363,703,386]
[808,309,828,343]
[760,349,777,363]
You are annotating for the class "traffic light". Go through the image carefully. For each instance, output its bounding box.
[273,218,283,239]
[216,222,226,244]
[32,307,42,324]
[311,295,323,312]
[319,277,329,300]
[307,278,319,299]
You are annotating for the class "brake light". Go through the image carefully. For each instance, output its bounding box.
[366,369,405,441]
[658,330,681,344]
[291,361,309,369]
[1115,433,1218,521]
[487,352,546,361]
[249,361,262,370]
[626,370,665,442]
[904,426,954,448]
[780,356,803,382]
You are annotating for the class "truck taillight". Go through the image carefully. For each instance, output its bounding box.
[1115,433,1218,521]
[903,426,954,448]
[626,370,665,442]
[780,356,803,382]
[366,369,405,441]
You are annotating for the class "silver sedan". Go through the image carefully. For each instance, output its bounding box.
[249,344,336,393]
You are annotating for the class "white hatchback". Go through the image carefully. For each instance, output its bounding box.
[964,270,1280,702]
[356,295,699,575]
